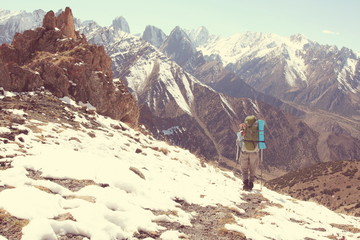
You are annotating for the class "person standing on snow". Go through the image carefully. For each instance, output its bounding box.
[237,115,260,191]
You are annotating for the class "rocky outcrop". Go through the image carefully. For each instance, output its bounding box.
[56,7,78,39]
[0,7,139,127]
[42,10,57,30]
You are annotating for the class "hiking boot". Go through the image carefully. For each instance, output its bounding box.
[248,181,254,190]
[243,180,250,191]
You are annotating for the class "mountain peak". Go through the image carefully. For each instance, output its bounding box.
[142,25,167,48]
[112,16,130,33]
[160,26,196,66]
[187,26,211,47]
[289,33,310,45]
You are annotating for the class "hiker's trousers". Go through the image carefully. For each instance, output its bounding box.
[239,151,259,183]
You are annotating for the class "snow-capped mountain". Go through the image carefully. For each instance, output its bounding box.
[87,28,321,172]
[160,28,360,163]
[198,32,360,117]
[1,8,359,169]
[0,9,45,44]
[160,26,201,67]
[186,26,214,47]
[142,25,167,48]
[0,90,359,240]
[0,8,322,172]
[0,9,359,239]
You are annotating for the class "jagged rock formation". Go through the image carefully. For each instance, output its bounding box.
[0,7,139,127]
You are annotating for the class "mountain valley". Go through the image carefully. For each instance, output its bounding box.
[0,7,359,240]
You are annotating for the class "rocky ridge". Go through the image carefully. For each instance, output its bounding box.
[266,160,360,217]
[0,7,139,128]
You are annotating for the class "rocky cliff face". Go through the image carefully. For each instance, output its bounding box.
[0,7,139,127]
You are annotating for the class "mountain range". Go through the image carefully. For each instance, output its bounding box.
[1,8,360,175]
[0,8,359,239]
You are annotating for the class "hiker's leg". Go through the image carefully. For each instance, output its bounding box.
[249,152,260,183]
[240,152,249,182]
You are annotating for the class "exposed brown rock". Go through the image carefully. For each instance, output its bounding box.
[0,7,139,127]
[56,7,78,40]
[43,10,56,30]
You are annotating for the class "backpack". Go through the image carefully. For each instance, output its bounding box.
[241,115,259,152]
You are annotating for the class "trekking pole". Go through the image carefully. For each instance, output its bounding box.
[260,149,263,191]
[232,141,240,174]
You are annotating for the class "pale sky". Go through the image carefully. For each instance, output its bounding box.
[1,0,359,52]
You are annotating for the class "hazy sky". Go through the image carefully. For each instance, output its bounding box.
[1,0,360,52]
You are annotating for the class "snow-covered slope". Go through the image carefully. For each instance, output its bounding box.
[104,31,196,116]
[0,91,359,240]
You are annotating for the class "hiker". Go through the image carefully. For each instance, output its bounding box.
[237,115,260,191]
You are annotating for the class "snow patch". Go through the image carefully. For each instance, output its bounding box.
[60,96,77,107]
[220,94,236,117]
[0,127,11,134]
[5,108,27,116]
[162,126,183,135]
[160,230,187,240]
[337,58,359,93]
[249,99,260,114]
